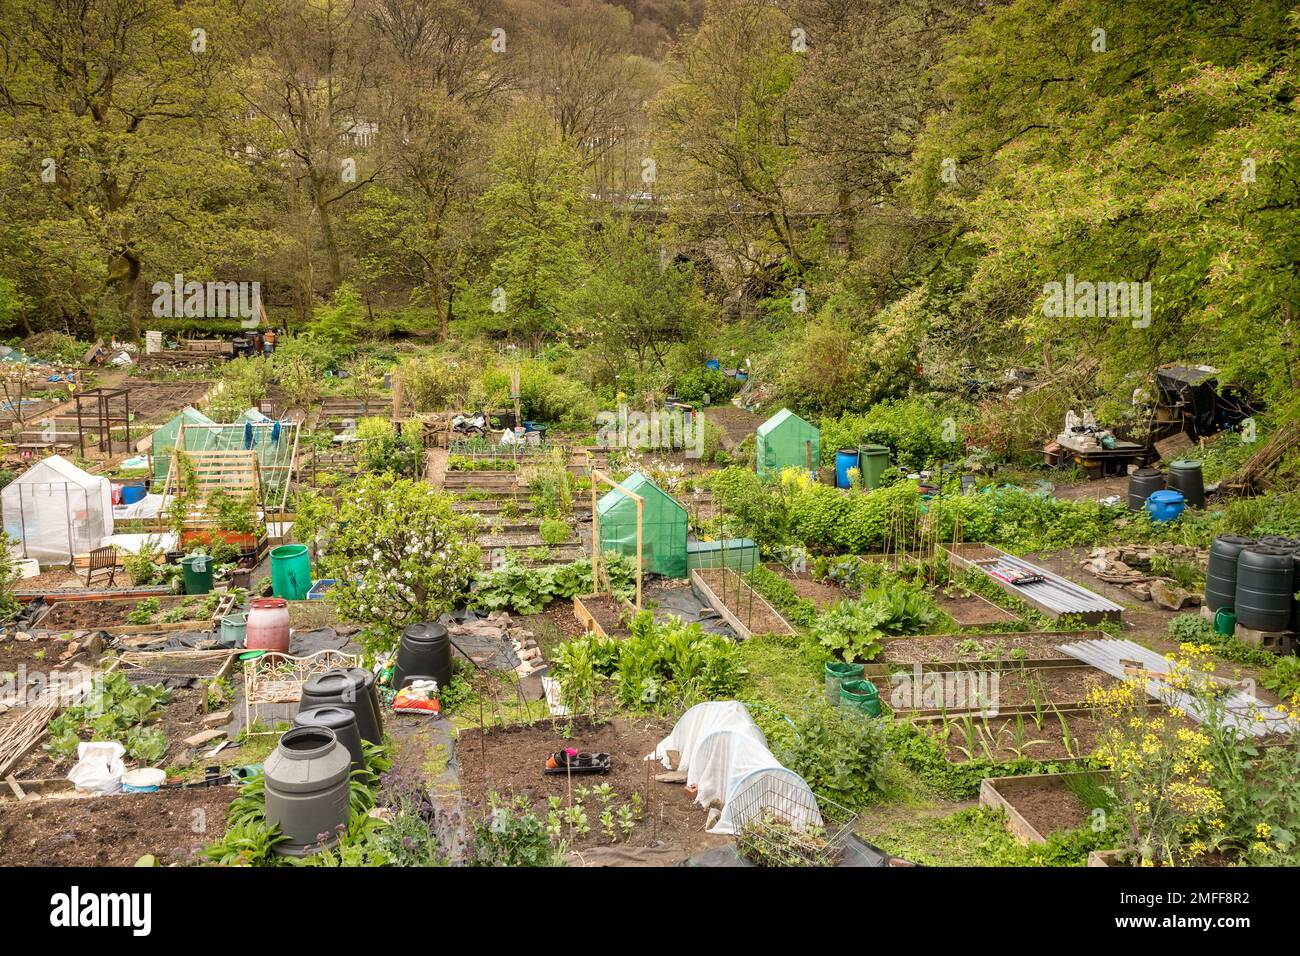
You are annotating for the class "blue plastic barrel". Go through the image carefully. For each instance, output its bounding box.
[1145,489,1186,523]
[706,359,720,371]
[835,448,861,489]
[120,483,147,505]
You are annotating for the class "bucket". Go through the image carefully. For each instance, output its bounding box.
[270,544,312,600]
[840,679,881,716]
[1214,606,1237,637]
[824,661,864,704]
[220,612,248,646]
[179,553,213,594]
[1144,489,1185,523]
[121,768,166,793]
[835,448,860,490]
[120,483,147,505]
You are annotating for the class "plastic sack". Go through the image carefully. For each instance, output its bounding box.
[68,741,126,793]
[392,679,440,716]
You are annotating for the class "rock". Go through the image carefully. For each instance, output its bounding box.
[1129,582,1153,601]
[203,709,232,727]
[59,642,79,661]
[183,729,225,747]
[1150,580,1193,611]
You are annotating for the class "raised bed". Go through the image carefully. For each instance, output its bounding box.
[932,586,1019,627]
[573,593,633,639]
[980,771,1113,844]
[865,631,1106,672]
[881,663,1119,716]
[479,543,586,569]
[691,567,794,638]
[911,701,1165,763]
[762,563,850,609]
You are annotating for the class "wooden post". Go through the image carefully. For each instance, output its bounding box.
[591,473,599,595]
[635,495,643,611]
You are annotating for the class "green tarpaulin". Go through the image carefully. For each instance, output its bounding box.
[596,472,689,579]
[755,408,820,478]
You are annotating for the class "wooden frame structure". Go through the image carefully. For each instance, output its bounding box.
[154,418,300,533]
[591,468,643,610]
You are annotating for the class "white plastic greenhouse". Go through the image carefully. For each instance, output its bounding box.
[2,455,114,564]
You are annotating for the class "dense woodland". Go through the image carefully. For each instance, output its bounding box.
[0,0,1296,454]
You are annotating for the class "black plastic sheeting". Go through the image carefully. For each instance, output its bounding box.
[128,626,352,656]
[646,584,737,638]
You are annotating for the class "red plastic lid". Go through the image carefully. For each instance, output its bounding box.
[252,597,288,609]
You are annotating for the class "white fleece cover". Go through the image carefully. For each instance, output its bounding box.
[687,729,781,811]
[649,700,764,771]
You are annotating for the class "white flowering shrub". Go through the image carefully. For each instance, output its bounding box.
[302,475,480,651]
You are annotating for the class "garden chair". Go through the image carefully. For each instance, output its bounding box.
[85,546,117,589]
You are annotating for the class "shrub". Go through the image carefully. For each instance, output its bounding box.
[820,399,962,470]
[539,518,571,546]
[769,696,891,812]
[296,476,479,651]
[672,367,738,405]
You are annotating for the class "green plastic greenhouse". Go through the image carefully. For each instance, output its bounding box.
[755,408,820,478]
[596,472,689,578]
[148,406,215,482]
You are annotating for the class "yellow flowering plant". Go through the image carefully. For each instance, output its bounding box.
[1087,645,1226,866]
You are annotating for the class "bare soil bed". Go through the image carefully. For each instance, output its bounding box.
[0,786,234,866]
[457,715,726,859]
[41,595,191,630]
[932,587,1019,626]
[578,593,632,638]
[876,632,1085,666]
[1007,781,1092,837]
[0,632,103,677]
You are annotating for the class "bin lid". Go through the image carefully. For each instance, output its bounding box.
[1147,489,1185,503]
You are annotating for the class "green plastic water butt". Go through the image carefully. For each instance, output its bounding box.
[755,408,820,479]
[271,544,312,600]
[596,472,689,578]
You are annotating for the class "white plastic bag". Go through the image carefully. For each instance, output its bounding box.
[68,741,126,793]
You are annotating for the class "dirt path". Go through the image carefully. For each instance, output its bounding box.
[425,445,449,487]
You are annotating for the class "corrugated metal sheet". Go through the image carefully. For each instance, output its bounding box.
[1056,638,1299,738]
[951,547,1124,622]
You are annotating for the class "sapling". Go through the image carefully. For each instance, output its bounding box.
[600,808,617,842]
[617,803,636,837]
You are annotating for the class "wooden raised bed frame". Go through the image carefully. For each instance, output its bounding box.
[691,567,794,639]
[980,770,1113,845]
